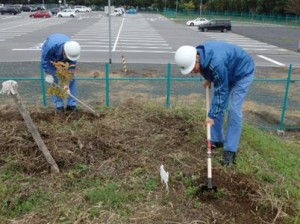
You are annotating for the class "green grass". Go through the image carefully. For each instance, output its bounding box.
[240,124,300,197]
[85,182,135,208]
[0,103,299,223]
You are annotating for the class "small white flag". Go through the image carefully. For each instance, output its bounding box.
[160,165,169,192]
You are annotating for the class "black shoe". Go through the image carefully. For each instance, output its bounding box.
[212,141,224,149]
[221,151,236,166]
[66,105,78,112]
[56,107,64,113]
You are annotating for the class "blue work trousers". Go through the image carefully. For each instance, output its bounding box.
[50,73,78,108]
[211,74,254,152]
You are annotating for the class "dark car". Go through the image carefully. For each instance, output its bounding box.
[21,5,33,12]
[36,6,46,11]
[0,6,21,15]
[50,7,60,15]
[30,6,38,11]
[198,20,231,32]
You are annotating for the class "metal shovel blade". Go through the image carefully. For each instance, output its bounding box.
[199,184,218,193]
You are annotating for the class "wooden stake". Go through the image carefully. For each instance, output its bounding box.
[11,91,60,173]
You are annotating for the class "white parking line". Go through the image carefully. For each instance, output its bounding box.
[72,38,167,43]
[118,46,172,49]
[257,55,285,66]
[244,48,287,51]
[11,48,175,53]
[236,44,277,48]
[0,19,48,31]
[78,42,170,46]
[73,37,164,40]
[0,16,21,20]
[113,17,125,51]
[0,34,22,37]
[12,49,40,51]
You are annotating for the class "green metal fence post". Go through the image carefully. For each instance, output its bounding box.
[40,63,47,107]
[166,63,172,108]
[105,63,110,107]
[279,64,293,131]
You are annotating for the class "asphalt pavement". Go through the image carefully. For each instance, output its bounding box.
[0,12,299,68]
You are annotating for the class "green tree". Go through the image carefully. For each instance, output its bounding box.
[181,0,195,10]
[285,0,300,15]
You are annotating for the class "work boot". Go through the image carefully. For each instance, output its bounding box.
[211,141,224,150]
[221,151,236,166]
[56,107,64,113]
[66,105,78,112]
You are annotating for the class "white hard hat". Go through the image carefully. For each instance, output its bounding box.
[64,41,81,61]
[174,45,197,75]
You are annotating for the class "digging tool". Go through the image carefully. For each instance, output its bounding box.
[199,87,217,193]
[45,75,99,117]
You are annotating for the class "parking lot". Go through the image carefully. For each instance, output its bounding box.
[0,12,299,67]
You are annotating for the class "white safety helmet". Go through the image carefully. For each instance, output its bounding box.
[174,45,197,75]
[64,41,81,61]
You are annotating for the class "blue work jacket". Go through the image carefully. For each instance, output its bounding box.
[197,41,255,119]
[41,33,77,75]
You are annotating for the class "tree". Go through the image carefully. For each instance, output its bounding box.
[285,0,300,15]
[181,0,195,11]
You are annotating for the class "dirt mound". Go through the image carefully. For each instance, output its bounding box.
[0,102,292,223]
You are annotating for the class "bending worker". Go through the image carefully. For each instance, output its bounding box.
[174,41,255,165]
[41,33,81,112]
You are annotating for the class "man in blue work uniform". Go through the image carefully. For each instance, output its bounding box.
[41,33,81,112]
[174,42,255,165]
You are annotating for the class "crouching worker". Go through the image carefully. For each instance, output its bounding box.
[41,33,81,112]
[174,41,255,165]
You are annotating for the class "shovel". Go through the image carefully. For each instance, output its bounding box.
[45,75,99,117]
[199,87,217,193]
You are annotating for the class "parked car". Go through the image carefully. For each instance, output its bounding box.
[198,19,231,32]
[126,8,137,14]
[21,5,33,12]
[57,9,76,18]
[36,6,46,11]
[29,6,38,11]
[29,10,52,18]
[0,6,21,15]
[111,8,123,16]
[50,7,60,15]
[186,17,209,26]
[73,5,92,12]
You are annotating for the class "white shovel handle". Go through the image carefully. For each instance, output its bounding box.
[50,82,99,117]
[206,87,211,141]
[67,92,98,116]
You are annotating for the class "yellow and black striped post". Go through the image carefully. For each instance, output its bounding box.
[121,55,128,73]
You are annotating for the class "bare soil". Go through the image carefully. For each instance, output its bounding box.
[0,102,295,223]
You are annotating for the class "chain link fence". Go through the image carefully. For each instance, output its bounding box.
[161,9,300,27]
[0,62,299,131]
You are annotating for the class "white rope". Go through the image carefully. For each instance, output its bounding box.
[0,80,18,95]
